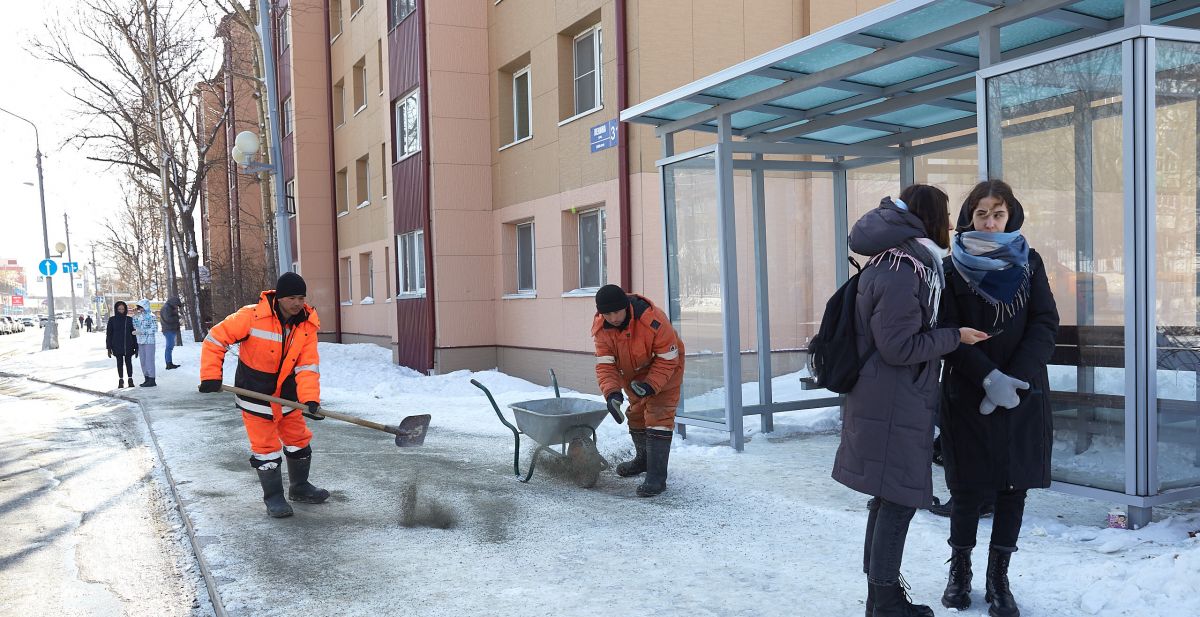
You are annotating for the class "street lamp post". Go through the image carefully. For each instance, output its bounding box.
[63,214,80,339]
[0,106,58,350]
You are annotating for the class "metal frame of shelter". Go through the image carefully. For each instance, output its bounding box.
[621,0,1200,525]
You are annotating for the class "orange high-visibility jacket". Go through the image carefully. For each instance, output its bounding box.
[201,291,321,417]
[591,294,684,398]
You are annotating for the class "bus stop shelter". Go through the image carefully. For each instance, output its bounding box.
[620,0,1200,525]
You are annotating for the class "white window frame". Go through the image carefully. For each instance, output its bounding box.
[278,8,291,50]
[281,96,294,136]
[516,221,536,294]
[398,230,426,296]
[577,208,606,290]
[512,66,532,144]
[360,252,374,301]
[350,0,365,19]
[334,80,346,127]
[390,0,415,29]
[340,257,353,305]
[285,179,296,219]
[330,0,344,42]
[572,26,602,117]
[355,155,370,208]
[394,89,421,161]
[353,59,368,114]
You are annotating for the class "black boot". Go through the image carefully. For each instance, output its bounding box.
[118,378,124,389]
[616,429,647,477]
[636,428,672,497]
[286,455,330,504]
[255,463,294,518]
[869,577,935,617]
[140,377,156,387]
[985,545,1019,617]
[941,543,973,610]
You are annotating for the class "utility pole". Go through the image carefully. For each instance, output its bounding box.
[143,0,178,299]
[64,213,80,339]
[91,243,101,320]
[257,0,292,274]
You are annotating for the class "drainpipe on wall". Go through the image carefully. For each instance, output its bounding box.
[323,0,343,342]
[616,0,632,291]
[418,1,437,372]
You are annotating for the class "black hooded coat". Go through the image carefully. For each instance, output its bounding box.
[831,199,962,509]
[938,197,1060,491]
[105,301,137,356]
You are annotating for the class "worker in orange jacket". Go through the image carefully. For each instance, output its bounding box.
[592,284,684,497]
[197,272,328,518]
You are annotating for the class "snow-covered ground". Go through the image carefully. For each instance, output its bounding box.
[2,328,1199,616]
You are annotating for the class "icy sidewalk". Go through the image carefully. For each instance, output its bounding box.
[2,331,1199,616]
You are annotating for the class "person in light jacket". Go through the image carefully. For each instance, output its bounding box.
[131,299,158,387]
[936,180,1059,617]
[831,185,989,617]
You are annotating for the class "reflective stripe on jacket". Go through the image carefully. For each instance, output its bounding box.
[200,290,321,411]
[591,294,684,398]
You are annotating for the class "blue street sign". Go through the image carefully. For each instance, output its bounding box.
[38,259,57,276]
[590,118,618,153]
[62,262,79,273]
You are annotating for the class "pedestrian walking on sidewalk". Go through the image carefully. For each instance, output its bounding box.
[105,301,137,389]
[936,180,1059,617]
[831,185,990,617]
[592,284,685,497]
[197,272,328,518]
[85,315,93,332]
[160,296,182,369]
[131,299,158,387]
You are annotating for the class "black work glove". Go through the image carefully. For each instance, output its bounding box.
[107,349,112,358]
[302,401,325,421]
[197,379,222,393]
[132,347,138,357]
[604,391,625,424]
[629,380,655,397]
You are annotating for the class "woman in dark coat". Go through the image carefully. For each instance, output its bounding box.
[833,184,989,617]
[937,180,1059,617]
[105,301,138,389]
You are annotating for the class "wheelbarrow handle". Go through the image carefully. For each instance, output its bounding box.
[470,379,522,477]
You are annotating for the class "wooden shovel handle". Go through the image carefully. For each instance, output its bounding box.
[220,384,399,435]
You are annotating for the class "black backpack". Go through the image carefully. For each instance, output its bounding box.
[808,257,871,394]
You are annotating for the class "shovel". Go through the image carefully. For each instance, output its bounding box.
[221,385,431,447]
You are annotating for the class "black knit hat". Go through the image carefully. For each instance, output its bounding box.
[594,284,629,314]
[276,272,307,298]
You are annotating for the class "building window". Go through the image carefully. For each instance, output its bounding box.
[330,0,343,41]
[394,89,420,160]
[399,230,425,293]
[573,27,601,115]
[384,246,392,297]
[335,168,349,214]
[285,178,296,217]
[277,8,290,50]
[389,0,415,30]
[353,57,367,113]
[512,67,532,142]
[334,79,346,126]
[578,208,606,289]
[281,96,293,136]
[359,252,374,301]
[350,0,364,16]
[355,154,370,207]
[340,256,352,302]
[516,222,535,293]
[376,39,385,95]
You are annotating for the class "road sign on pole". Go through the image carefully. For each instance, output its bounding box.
[38,259,57,276]
[62,261,79,273]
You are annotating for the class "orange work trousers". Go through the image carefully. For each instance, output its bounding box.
[242,407,313,456]
[624,386,680,431]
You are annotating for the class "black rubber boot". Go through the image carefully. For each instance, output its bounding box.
[941,543,973,610]
[118,379,124,389]
[286,456,331,504]
[255,464,294,518]
[870,578,935,617]
[616,429,647,477]
[985,545,1019,617]
[636,428,671,497]
[140,377,156,387]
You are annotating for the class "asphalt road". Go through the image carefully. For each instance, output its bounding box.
[0,370,209,616]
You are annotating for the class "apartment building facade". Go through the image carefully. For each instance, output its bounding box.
[208,1,893,390]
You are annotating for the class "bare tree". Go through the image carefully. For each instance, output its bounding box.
[35,0,226,341]
[97,175,169,299]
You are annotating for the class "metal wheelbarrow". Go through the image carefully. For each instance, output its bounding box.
[470,370,618,488]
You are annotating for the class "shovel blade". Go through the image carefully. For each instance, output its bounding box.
[394,414,431,447]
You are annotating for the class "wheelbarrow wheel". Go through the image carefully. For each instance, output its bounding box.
[567,437,603,488]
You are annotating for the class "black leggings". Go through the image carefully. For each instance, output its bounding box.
[114,354,134,379]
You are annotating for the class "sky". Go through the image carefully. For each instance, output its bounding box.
[0,1,219,298]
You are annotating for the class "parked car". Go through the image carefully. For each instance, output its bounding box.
[20,317,34,328]
[6,317,23,333]
[0,317,12,335]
